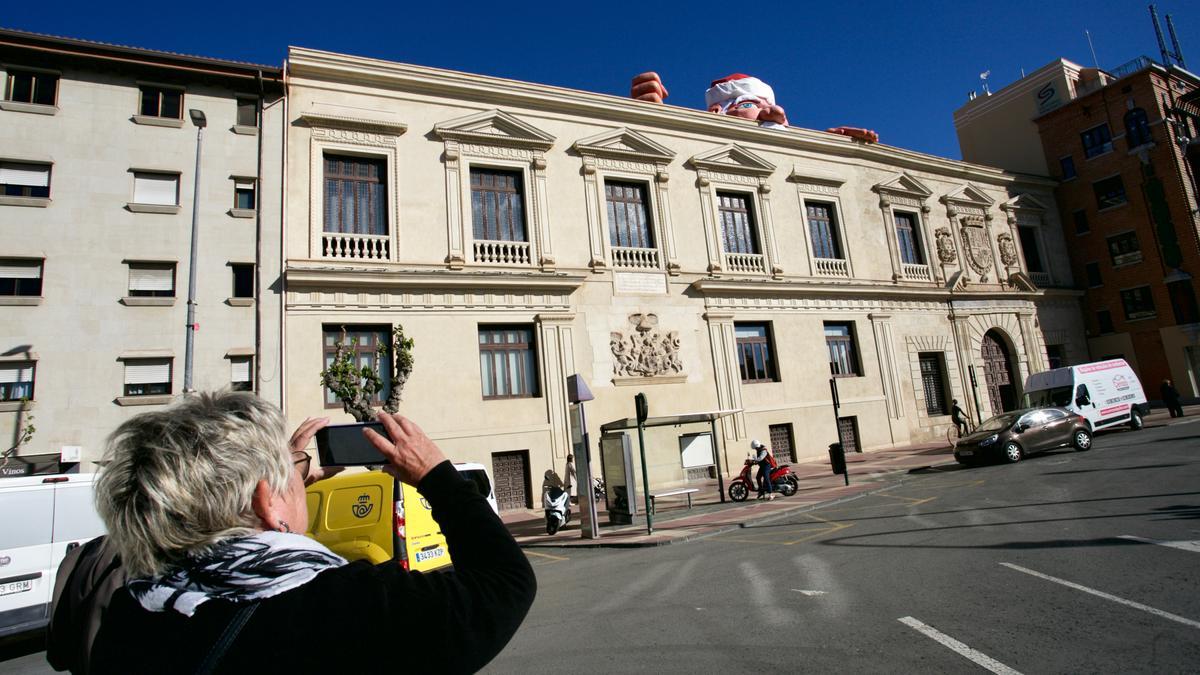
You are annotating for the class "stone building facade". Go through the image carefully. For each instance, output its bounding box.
[282,48,1085,509]
[0,30,284,472]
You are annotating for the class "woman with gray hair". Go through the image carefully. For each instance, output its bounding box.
[83,391,535,674]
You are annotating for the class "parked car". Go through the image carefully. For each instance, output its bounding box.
[1024,359,1149,432]
[954,407,1092,465]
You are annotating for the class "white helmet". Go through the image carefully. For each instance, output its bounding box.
[750,439,764,450]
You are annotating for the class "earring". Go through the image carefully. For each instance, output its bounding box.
[278,520,290,533]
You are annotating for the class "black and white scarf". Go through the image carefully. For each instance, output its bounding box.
[128,532,347,617]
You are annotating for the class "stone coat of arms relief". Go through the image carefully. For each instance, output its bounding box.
[610,313,683,378]
[996,233,1019,267]
[958,215,993,281]
[934,227,957,264]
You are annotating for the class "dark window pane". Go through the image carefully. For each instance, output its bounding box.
[1060,156,1077,180]
[232,264,254,298]
[824,322,859,377]
[8,72,33,103]
[1093,176,1128,210]
[1017,226,1043,272]
[237,98,257,126]
[919,353,948,415]
[139,88,158,116]
[1168,280,1200,325]
[32,73,57,106]
[324,155,386,235]
[1106,232,1142,266]
[478,326,538,398]
[1124,108,1153,147]
[718,192,758,254]
[807,203,842,259]
[1081,124,1113,158]
[1073,210,1090,235]
[471,169,526,242]
[605,181,653,249]
[895,212,922,264]
[1120,286,1156,321]
[160,90,181,119]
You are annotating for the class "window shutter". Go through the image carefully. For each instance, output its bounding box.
[124,359,171,385]
[0,260,42,279]
[230,356,251,383]
[0,362,34,384]
[133,173,178,205]
[0,162,50,187]
[128,264,173,292]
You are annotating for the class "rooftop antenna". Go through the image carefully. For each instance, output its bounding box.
[1150,5,1172,65]
[1166,13,1188,68]
[1084,29,1100,68]
[979,70,991,95]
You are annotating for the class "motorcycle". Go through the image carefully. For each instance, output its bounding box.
[728,455,799,502]
[543,485,572,535]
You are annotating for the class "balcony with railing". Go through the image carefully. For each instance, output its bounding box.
[322,232,391,261]
[612,246,660,270]
[814,257,850,278]
[725,252,767,275]
[1030,271,1052,287]
[474,239,532,265]
[902,263,932,281]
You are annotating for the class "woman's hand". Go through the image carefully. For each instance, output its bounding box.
[363,412,447,486]
[289,417,344,486]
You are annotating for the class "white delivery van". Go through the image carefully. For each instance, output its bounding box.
[1024,359,1150,431]
[0,473,105,637]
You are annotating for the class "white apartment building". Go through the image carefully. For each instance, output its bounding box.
[282,48,1087,511]
[0,30,284,474]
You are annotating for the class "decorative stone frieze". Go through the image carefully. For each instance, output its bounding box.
[609,313,683,379]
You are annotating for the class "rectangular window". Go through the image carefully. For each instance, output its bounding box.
[1093,175,1128,210]
[132,172,179,206]
[471,168,526,242]
[323,326,392,407]
[233,178,256,210]
[0,258,43,296]
[717,192,759,255]
[807,202,843,259]
[1045,344,1067,370]
[0,161,51,198]
[1096,309,1114,334]
[918,352,949,415]
[1059,156,1077,180]
[1168,279,1200,326]
[138,85,182,119]
[1017,225,1043,272]
[235,97,257,127]
[123,358,172,396]
[4,69,57,106]
[605,180,654,248]
[127,262,175,297]
[894,212,923,265]
[230,356,253,392]
[1120,286,1156,321]
[1080,124,1113,158]
[0,361,35,402]
[734,323,777,383]
[478,326,539,399]
[231,263,253,298]
[1106,231,1142,266]
[824,322,860,377]
[324,154,386,235]
[1085,261,1103,288]
[1073,209,1090,235]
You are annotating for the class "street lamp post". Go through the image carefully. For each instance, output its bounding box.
[183,109,206,393]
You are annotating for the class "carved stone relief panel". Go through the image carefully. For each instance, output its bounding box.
[997,233,1019,267]
[935,227,957,263]
[610,313,683,377]
[959,215,993,278]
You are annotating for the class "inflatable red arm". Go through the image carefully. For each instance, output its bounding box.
[631,72,669,104]
[826,126,879,143]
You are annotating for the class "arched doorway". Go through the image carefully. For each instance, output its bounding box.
[981,330,1018,414]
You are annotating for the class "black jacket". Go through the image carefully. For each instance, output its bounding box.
[88,461,536,674]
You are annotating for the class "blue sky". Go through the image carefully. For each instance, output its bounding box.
[6,0,1198,159]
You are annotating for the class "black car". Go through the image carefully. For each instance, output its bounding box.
[954,407,1092,465]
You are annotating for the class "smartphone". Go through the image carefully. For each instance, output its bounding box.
[315,421,390,466]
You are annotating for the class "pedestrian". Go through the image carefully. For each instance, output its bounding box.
[951,399,970,437]
[1161,379,1185,418]
[564,453,577,505]
[81,391,535,674]
[750,439,775,500]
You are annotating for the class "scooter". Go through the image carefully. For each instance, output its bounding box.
[728,455,799,502]
[543,485,572,535]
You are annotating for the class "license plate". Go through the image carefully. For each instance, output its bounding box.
[0,579,32,596]
[958,450,974,457]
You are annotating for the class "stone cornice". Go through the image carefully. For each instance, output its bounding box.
[286,48,1057,189]
[298,112,407,135]
[285,263,586,293]
[690,278,1042,302]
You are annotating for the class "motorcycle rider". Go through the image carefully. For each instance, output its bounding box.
[750,439,776,500]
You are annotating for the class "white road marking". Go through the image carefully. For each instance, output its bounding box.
[1118,535,1200,553]
[741,561,796,625]
[791,589,826,596]
[1000,562,1200,630]
[898,616,1023,675]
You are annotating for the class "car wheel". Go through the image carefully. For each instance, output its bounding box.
[1002,442,1023,464]
[1073,429,1092,451]
[1128,410,1143,431]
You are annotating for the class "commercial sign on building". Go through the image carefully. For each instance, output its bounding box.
[1035,81,1062,115]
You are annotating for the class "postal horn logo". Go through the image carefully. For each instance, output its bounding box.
[351,493,374,519]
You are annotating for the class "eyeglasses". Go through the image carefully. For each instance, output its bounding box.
[292,451,312,481]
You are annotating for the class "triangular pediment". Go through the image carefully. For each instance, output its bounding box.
[573,127,675,162]
[689,144,775,176]
[434,109,555,150]
[873,172,932,199]
[1002,193,1048,212]
[941,183,995,207]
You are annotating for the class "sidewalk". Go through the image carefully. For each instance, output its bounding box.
[506,404,1200,549]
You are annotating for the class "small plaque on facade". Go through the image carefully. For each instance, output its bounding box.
[614,272,667,295]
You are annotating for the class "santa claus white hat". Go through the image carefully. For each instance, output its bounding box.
[705,73,776,109]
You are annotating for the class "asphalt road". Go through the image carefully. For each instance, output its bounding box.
[3,417,1197,673]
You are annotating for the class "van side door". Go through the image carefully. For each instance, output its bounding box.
[0,482,55,635]
[50,479,105,587]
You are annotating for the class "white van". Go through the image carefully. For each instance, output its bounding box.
[0,473,105,637]
[1024,359,1150,431]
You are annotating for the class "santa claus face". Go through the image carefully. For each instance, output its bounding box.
[709,97,768,121]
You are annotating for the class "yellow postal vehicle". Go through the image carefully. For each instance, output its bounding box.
[305,463,498,572]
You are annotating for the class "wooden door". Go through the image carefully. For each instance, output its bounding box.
[981,331,1017,414]
[769,423,796,463]
[837,416,860,453]
[491,450,530,511]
